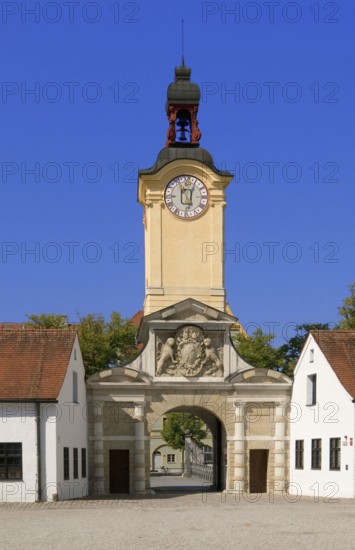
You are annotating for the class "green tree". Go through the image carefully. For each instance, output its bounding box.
[26,311,138,376]
[233,328,284,370]
[337,282,355,329]
[26,313,68,328]
[161,413,208,450]
[279,323,331,375]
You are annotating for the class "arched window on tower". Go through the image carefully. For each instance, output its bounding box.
[176,109,191,142]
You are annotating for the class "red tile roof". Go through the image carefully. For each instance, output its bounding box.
[312,330,355,398]
[129,311,144,351]
[0,325,76,400]
[130,310,144,329]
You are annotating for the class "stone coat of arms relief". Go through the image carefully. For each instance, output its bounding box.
[156,326,224,377]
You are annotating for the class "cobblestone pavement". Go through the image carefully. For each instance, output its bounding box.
[0,490,354,550]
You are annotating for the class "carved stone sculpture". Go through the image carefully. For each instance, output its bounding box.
[155,327,224,377]
[202,338,223,376]
[156,337,176,375]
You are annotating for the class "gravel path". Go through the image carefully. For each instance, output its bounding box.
[0,491,354,550]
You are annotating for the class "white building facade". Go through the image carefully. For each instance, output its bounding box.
[290,331,355,499]
[0,328,88,502]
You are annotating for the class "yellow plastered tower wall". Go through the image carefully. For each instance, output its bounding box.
[138,159,233,315]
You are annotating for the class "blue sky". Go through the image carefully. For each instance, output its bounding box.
[0,1,353,345]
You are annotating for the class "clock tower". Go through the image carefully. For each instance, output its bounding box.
[138,61,233,315]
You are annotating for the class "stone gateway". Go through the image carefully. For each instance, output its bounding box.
[86,61,293,496]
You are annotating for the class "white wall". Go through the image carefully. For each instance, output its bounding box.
[0,403,38,503]
[290,335,355,498]
[40,403,59,501]
[55,335,88,500]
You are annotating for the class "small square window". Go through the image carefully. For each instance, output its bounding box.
[167,454,176,463]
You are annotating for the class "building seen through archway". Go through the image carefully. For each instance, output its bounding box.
[150,408,226,491]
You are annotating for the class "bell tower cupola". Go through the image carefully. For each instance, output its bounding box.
[165,61,202,147]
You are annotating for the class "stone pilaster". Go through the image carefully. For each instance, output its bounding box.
[229,401,246,491]
[274,402,286,491]
[93,416,104,494]
[133,404,146,492]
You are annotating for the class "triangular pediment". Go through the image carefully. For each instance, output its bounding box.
[137,299,237,344]
[147,298,236,321]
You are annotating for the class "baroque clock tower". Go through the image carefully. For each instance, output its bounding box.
[86,62,292,498]
[138,61,233,315]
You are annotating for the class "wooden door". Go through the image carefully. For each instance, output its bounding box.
[109,450,130,494]
[249,450,268,493]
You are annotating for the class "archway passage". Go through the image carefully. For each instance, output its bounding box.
[149,406,226,492]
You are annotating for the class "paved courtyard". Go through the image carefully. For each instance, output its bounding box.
[150,473,213,491]
[0,478,354,550]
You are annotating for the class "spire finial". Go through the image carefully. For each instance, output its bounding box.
[181,19,185,66]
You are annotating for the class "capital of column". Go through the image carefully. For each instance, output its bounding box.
[133,403,146,422]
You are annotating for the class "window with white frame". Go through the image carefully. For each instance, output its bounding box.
[167,454,176,463]
[203,445,213,464]
[295,440,304,469]
[0,443,22,480]
[73,448,78,479]
[311,439,321,470]
[63,447,70,480]
[329,438,341,471]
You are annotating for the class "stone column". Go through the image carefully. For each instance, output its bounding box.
[274,402,286,491]
[133,404,146,493]
[232,401,246,492]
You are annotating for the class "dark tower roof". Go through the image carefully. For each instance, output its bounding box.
[138,62,233,181]
[166,62,201,113]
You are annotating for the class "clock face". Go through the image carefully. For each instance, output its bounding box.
[164,175,209,219]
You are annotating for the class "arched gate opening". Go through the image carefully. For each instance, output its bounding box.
[149,405,227,492]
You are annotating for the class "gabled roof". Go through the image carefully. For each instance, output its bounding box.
[311,330,355,398]
[0,325,77,401]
